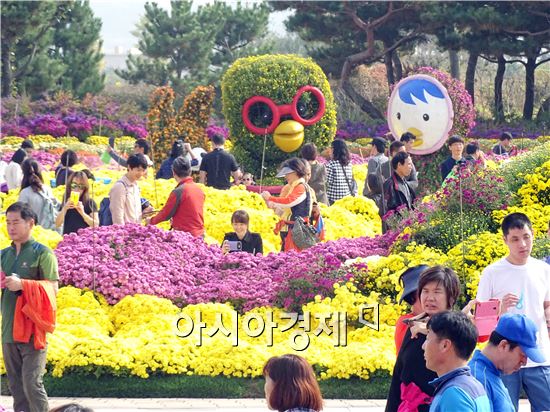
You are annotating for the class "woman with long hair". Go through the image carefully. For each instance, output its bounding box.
[261,157,312,252]
[263,354,323,412]
[325,139,356,205]
[55,170,98,234]
[386,266,461,412]
[18,158,60,231]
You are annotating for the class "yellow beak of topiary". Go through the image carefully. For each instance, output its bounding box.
[273,120,304,153]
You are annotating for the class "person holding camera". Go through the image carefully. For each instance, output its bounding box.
[222,210,263,255]
[108,138,153,168]
[157,140,198,179]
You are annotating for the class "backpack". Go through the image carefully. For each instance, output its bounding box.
[99,180,129,226]
[98,197,113,226]
[36,189,60,232]
[99,183,185,226]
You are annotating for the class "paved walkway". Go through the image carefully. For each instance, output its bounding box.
[0,396,533,411]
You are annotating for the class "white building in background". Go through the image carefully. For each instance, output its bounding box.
[103,47,141,72]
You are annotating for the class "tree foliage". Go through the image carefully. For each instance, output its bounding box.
[117,1,272,94]
[52,1,105,98]
[271,1,550,123]
[1,1,104,99]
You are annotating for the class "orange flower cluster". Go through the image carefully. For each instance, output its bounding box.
[146,85,215,167]
[176,85,215,149]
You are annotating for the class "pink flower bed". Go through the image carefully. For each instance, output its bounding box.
[56,225,397,310]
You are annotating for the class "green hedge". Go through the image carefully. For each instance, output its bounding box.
[222,54,337,177]
[1,372,391,399]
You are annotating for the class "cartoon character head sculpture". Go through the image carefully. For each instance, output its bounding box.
[387,74,454,155]
[242,85,326,153]
[222,54,337,177]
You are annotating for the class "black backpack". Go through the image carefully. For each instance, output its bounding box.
[99,183,185,226]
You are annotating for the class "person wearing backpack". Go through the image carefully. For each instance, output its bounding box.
[146,156,205,237]
[18,159,60,232]
[109,154,151,225]
[55,170,98,234]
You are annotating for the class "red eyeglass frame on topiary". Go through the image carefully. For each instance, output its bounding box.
[241,85,326,135]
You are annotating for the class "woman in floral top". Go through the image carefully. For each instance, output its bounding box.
[263,354,323,412]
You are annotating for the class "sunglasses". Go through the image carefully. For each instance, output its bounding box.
[70,183,86,190]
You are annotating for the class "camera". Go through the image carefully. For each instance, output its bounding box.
[226,240,242,252]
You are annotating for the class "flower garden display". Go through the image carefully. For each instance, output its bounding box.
[147,85,215,165]
[1,113,550,396]
[413,67,475,138]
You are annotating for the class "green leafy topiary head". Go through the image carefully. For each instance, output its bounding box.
[222,54,337,177]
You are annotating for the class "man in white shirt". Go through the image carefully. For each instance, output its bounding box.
[476,213,550,411]
[109,154,151,225]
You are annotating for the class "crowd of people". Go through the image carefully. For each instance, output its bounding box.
[387,213,550,412]
[1,130,547,412]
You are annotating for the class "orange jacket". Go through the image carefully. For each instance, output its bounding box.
[13,279,56,350]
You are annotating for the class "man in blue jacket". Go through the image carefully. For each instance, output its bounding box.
[469,314,545,412]
[423,311,491,412]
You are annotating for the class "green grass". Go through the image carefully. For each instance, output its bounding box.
[1,372,390,399]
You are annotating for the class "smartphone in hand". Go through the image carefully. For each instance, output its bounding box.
[474,299,500,339]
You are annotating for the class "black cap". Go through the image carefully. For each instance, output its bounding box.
[398,265,430,304]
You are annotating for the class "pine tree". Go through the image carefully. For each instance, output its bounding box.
[117,1,272,93]
[116,1,217,94]
[208,1,272,75]
[52,0,105,98]
[1,1,104,99]
[271,1,424,120]
[1,1,61,97]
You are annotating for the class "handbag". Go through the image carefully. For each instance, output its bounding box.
[340,162,357,196]
[291,216,318,250]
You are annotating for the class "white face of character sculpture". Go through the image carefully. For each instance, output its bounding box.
[387,74,454,155]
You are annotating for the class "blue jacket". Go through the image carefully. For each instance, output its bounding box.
[157,158,175,179]
[469,350,515,412]
[429,366,491,412]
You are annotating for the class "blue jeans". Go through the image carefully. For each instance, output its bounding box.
[501,366,550,412]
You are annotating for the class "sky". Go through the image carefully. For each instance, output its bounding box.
[90,0,288,54]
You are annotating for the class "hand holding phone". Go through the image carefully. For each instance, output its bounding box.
[474,299,500,340]
[70,191,80,205]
